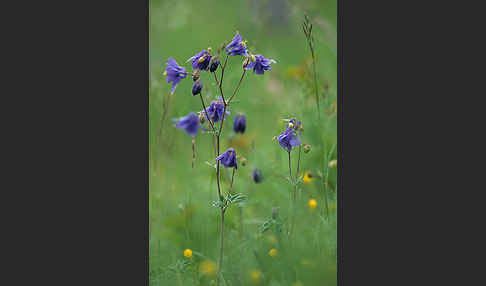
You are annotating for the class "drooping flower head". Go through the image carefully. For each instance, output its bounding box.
[163,58,187,94]
[245,54,276,75]
[188,50,212,70]
[173,112,202,137]
[216,148,237,169]
[192,80,203,96]
[277,126,301,152]
[225,32,248,56]
[233,113,246,134]
[209,57,220,72]
[200,97,229,123]
[253,168,263,183]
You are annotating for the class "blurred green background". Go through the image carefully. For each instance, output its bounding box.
[150,0,337,285]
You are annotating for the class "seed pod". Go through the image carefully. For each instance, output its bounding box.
[242,57,250,68]
[198,112,206,124]
[304,144,311,153]
[192,69,200,82]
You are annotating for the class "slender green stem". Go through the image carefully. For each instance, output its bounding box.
[230,168,236,193]
[191,138,196,168]
[311,53,320,118]
[227,69,247,104]
[217,209,225,286]
[199,92,215,131]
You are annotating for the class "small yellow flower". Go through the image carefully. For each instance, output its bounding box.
[308,199,317,209]
[329,160,337,168]
[268,248,278,257]
[183,248,192,258]
[249,270,262,284]
[302,171,313,184]
[199,260,217,277]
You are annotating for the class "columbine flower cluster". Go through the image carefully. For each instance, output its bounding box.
[163,32,276,97]
[165,31,275,286]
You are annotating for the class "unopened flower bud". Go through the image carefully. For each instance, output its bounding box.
[304,144,311,153]
[250,54,256,62]
[253,168,263,183]
[329,160,337,168]
[272,136,277,142]
[209,57,220,73]
[207,47,212,54]
[192,80,203,96]
[240,157,247,166]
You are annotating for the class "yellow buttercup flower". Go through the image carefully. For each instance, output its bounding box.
[249,270,262,284]
[302,171,313,184]
[268,248,278,257]
[308,199,317,209]
[183,248,192,258]
[199,260,216,277]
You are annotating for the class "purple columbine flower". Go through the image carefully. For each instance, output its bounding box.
[245,54,276,75]
[200,98,229,123]
[253,168,263,183]
[216,148,238,169]
[277,127,301,152]
[173,112,201,137]
[163,58,187,94]
[188,50,211,70]
[225,32,248,56]
[233,113,246,134]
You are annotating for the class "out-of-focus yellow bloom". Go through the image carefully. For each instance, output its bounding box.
[199,260,216,277]
[249,270,262,284]
[268,248,278,257]
[329,159,337,168]
[302,171,313,184]
[308,199,317,209]
[291,281,303,286]
[183,248,192,258]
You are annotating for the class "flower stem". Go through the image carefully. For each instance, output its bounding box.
[199,92,215,131]
[191,138,196,168]
[230,168,236,193]
[227,69,247,104]
[217,209,225,286]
